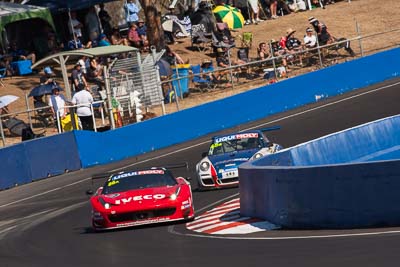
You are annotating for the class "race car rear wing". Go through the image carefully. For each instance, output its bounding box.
[260,125,281,132]
[90,162,189,181]
[86,163,190,195]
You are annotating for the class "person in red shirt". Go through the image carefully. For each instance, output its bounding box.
[128,23,141,48]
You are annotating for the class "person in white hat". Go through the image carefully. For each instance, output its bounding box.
[304,27,317,48]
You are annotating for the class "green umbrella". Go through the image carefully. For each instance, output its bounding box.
[213,4,245,29]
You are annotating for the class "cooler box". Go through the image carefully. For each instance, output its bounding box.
[171,64,190,98]
[11,60,32,75]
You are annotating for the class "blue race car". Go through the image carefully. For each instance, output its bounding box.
[195,127,283,190]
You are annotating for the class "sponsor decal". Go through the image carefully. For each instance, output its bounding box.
[114,194,166,204]
[215,133,258,143]
[111,170,165,180]
[107,180,119,187]
[138,170,164,175]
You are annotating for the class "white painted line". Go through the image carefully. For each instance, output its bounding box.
[197,205,239,218]
[193,210,240,223]
[213,221,280,235]
[203,202,239,213]
[187,214,241,229]
[191,217,252,232]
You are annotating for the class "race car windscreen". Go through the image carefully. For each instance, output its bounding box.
[102,171,177,194]
[209,136,261,155]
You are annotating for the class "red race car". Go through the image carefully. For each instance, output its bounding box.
[88,166,194,231]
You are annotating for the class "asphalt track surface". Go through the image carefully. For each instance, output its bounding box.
[1,78,400,267]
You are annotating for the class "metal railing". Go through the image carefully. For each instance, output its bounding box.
[0,100,108,147]
[1,27,400,147]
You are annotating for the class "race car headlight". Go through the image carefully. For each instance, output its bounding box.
[199,161,210,171]
[253,153,263,159]
[170,186,181,200]
[99,197,113,209]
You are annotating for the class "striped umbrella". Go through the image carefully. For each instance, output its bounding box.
[213,4,245,30]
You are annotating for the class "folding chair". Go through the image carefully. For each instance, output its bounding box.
[191,31,212,52]
[33,98,54,127]
[191,64,215,91]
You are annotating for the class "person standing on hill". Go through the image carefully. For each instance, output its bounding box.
[49,87,67,124]
[71,85,94,131]
[98,3,112,37]
[125,0,140,25]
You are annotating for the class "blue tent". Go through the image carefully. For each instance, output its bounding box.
[24,0,119,13]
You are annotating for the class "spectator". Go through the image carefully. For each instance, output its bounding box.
[125,0,140,25]
[98,3,112,37]
[308,17,333,45]
[110,28,129,46]
[285,28,303,65]
[136,20,149,50]
[98,33,111,47]
[270,39,289,69]
[269,0,278,19]
[71,84,94,131]
[71,62,88,92]
[0,54,13,76]
[277,0,292,16]
[89,57,103,80]
[304,27,317,48]
[47,33,62,55]
[234,0,250,25]
[68,11,83,39]
[163,45,185,65]
[8,42,36,64]
[48,87,67,122]
[127,23,141,48]
[257,42,270,60]
[67,35,84,50]
[309,17,355,57]
[77,56,90,76]
[85,7,101,42]
[216,47,250,81]
[40,66,56,85]
[87,57,104,90]
[249,4,263,24]
[201,59,218,83]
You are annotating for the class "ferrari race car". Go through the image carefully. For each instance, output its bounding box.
[196,127,283,189]
[88,166,194,231]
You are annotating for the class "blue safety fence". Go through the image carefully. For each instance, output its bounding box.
[1,48,400,190]
[0,132,81,190]
[76,48,400,168]
[239,115,400,229]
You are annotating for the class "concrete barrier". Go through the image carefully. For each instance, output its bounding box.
[0,132,81,190]
[240,115,400,229]
[1,48,400,190]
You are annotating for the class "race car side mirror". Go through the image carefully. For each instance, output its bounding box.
[201,152,208,158]
[86,189,94,195]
